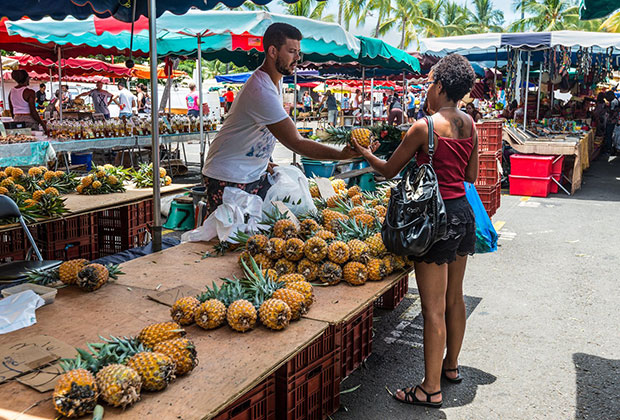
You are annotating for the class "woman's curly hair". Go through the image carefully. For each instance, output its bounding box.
[431,54,475,103]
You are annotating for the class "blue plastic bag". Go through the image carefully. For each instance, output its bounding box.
[464,182,498,253]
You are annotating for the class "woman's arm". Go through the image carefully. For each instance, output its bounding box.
[8,92,13,117]
[24,90,47,131]
[464,127,479,184]
[353,119,427,179]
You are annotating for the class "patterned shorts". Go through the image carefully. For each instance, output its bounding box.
[203,174,271,216]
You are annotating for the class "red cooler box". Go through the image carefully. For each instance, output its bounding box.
[509,175,552,197]
[510,154,554,177]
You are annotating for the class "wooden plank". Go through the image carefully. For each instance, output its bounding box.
[333,166,375,180]
[0,281,328,420]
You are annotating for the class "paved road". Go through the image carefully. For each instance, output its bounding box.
[333,155,620,420]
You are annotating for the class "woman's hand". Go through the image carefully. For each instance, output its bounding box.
[351,139,380,159]
[338,144,362,160]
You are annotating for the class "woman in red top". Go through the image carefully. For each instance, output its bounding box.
[353,54,478,409]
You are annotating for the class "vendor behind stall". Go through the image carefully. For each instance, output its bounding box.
[8,70,47,132]
[35,84,47,111]
[76,81,118,119]
[201,23,361,215]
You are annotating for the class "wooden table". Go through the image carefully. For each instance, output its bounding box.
[0,242,411,419]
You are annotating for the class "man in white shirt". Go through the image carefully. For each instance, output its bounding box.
[202,23,361,214]
[116,80,136,118]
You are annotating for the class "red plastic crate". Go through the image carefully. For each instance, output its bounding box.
[98,226,150,257]
[284,325,340,376]
[0,228,28,263]
[476,151,502,187]
[97,199,153,256]
[477,182,501,218]
[213,375,276,420]
[34,213,97,245]
[276,351,341,420]
[340,304,373,378]
[375,273,409,310]
[476,120,503,153]
[38,235,99,260]
[510,154,555,177]
[509,175,552,198]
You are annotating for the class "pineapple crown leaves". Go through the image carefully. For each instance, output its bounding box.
[60,351,95,373]
[105,263,124,280]
[202,241,231,258]
[197,280,225,303]
[336,217,375,242]
[95,335,147,366]
[26,266,60,286]
[240,257,283,307]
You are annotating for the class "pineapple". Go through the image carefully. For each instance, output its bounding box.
[76,263,109,292]
[382,256,394,275]
[76,185,84,193]
[367,258,388,281]
[331,179,347,192]
[347,239,371,263]
[264,237,285,259]
[137,322,186,348]
[322,209,348,233]
[92,180,102,189]
[153,338,198,375]
[350,127,373,148]
[108,175,119,185]
[262,268,279,282]
[59,259,89,284]
[246,234,269,255]
[253,253,274,269]
[347,206,367,218]
[238,250,252,269]
[299,218,320,238]
[10,167,24,178]
[81,175,93,186]
[259,298,292,330]
[96,364,142,408]
[354,213,376,228]
[53,368,98,418]
[326,194,344,208]
[195,299,227,330]
[227,299,257,332]
[273,219,297,239]
[319,261,343,286]
[32,190,45,201]
[314,229,336,241]
[28,167,43,177]
[297,259,319,282]
[0,186,7,195]
[351,194,364,206]
[278,273,306,284]
[272,288,307,320]
[274,259,296,277]
[343,262,368,286]
[170,296,200,326]
[327,240,350,264]
[285,281,315,308]
[284,238,305,261]
[347,185,361,197]
[366,233,387,257]
[374,205,387,218]
[126,351,176,391]
[387,254,406,271]
[0,177,13,187]
[2,167,13,176]
[303,237,328,262]
[44,186,59,196]
[309,185,320,198]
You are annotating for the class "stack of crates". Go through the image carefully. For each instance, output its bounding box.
[475,120,503,218]
[97,199,153,257]
[509,155,564,197]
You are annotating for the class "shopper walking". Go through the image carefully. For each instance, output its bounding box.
[302,91,312,113]
[224,87,235,113]
[8,70,47,132]
[320,90,338,126]
[352,54,478,408]
[406,87,416,122]
[186,82,200,117]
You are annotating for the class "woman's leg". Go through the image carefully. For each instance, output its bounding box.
[395,261,447,403]
[444,255,468,378]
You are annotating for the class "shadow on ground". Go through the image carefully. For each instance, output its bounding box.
[573,353,620,420]
[334,291,496,419]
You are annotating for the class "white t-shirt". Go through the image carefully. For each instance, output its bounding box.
[118,89,135,113]
[202,70,289,183]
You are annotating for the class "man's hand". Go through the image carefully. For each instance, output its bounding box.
[267,162,278,174]
[351,139,380,159]
[338,144,362,160]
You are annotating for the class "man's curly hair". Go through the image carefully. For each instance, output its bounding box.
[431,54,475,103]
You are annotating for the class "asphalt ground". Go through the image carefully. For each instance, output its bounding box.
[333,155,620,420]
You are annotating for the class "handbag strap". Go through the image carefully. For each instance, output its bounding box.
[425,116,436,164]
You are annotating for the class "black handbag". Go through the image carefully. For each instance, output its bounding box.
[381,116,447,257]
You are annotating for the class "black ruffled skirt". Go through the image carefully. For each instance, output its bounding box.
[411,195,476,265]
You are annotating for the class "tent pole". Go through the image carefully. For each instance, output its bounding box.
[494,47,498,102]
[197,35,206,170]
[57,47,63,122]
[361,67,365,126]
[523,51,531,131]
[167,70,172,114]
[148,0,162,252]
[0,55,6,113]
[536,61,542,120]
[49,69,53,103]
[370,77,374,125]
[402,71,406,124]
[293,67,297,164]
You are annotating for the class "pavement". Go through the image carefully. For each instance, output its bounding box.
[332,155,620,420]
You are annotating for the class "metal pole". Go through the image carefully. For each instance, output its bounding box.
[197,35,206,169]
[0,55,6,113]
[523,51,531,130]
[361,67,365,126]
[148,0,162,252]
[293,67,297,164]
[57,47,63,122]
[536,62,543,120]
[402,71,406,124]
[167,72,172,114]
[494,47,498,102]
[49,69,53,103]
[370,77,374,125]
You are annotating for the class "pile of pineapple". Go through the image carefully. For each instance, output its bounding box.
[28,259,124,292]
[170,256,314,332]
[77,164,128,195]
[53,321,197,417]
[215,180,410,291]
[129,162,172,188]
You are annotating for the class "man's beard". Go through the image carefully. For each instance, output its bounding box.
[276,56,295,76]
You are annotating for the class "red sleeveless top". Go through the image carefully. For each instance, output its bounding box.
[416,116,475,200]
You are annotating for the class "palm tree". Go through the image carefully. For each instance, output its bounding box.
[601,10,620,32]
[282,0,335,22]
[467,0,504,33]
[215,1,268,11]
[417,0,445,38]
[350,0,392,37]
[511,0,578,31]
[376,0,431,49]
[440,1,472,36]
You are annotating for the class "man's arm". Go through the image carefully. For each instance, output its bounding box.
[267,117,359,161]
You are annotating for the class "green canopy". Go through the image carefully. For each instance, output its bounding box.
[357,36,420,73]
[580,0,619,20]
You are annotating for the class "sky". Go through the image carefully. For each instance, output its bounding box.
[269,0,520,51]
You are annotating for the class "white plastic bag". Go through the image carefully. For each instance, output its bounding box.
[262,166,317,216]
[0,290,45,335]
[181,187,264,243]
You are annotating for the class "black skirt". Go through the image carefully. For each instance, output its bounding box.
[411,195,476,265]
